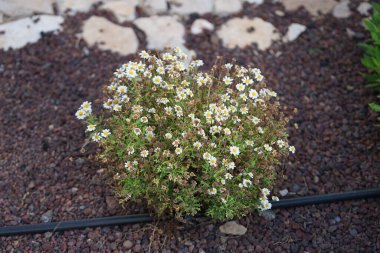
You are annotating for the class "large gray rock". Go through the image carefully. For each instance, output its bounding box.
[219,221,247,235]
[0,0,55,18]
[81,16,139,55]
[217,17,280,50]
[0,15,64,50]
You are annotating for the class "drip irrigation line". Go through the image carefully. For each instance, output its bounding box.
[1,188,379,237]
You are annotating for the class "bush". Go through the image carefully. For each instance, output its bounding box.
[76,47,294,221]
[361,2,380,121]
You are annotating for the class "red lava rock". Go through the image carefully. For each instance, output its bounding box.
[123,240,134,250]
[132,244,142,252]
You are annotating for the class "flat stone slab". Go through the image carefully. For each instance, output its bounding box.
[0,15,64,50]
[134,15,185,50]
[100,0,139,22]
[217,17,280,50]
[81,16,138,55]
[57,0,104,15]
[0,0,55,18]
[281,0,337,16]
[214,0,242,16]
[139,0,168,15]
[169,0,214,15]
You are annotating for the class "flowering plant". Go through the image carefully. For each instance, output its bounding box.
[76,47,294,220]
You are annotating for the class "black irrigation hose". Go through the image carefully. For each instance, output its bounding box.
[1,188,379,237]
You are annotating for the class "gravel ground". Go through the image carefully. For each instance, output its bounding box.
[0,0,379,252]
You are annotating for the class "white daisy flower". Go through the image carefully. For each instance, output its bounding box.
[152,76,163,85]
[156,66,165,75]
[203,152,211,160]
[101,129,111,138]
[141,116,148,123]
[91,133,101,142]
[117,86,127,93]
[145,131,155,140]
[175,147,183,155]
[229,146,240,156]
[86,124,96,132]
[289,146,296,154]
[225,173,233,180]
[236,83,246,92]
[261,188,270,196]
[225,63,233,69]
[141,150,149,157]
[255,73,264,82]
[242,76,253,85]
[242,179,252,188]
[249,89,259,100]
[193,141,202,150]
[272,196,279,202]
[165,133,172,139]
[139,50,150,59]
[75,109,87,120]
[113,104,122,112]
[223,76,233,85]
[209,156,217,167]
[224,128,231,135]
[264,144,272,152]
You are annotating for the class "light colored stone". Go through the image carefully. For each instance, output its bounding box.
[139,0,167,15]
[41,210,53,223]
[243,0,263,5]
[57,0,104,15]
[283,23,306,42]
[217,17,280,50]
[279,189,288,196]
[134,15,184,49]
[191,19,214,35]
[219,221,247,236]
[281,0,337,16]
[169,0,214,15]
[214,0,242,15]
[100,0,138,22]
[0,0,54,18]
[333,0,351,18]
[81,16,138,55]
[0,12,3,23]
[275,10,285,16]
[357,2,372,16]
[260,210,276,221]
[0,15,64,50]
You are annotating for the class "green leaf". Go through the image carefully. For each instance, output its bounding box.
[369,103,380,112]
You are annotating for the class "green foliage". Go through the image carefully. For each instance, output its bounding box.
[361,2,380,120]
[75,48,294,221]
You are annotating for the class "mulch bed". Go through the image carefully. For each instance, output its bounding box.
[0,0,379,252]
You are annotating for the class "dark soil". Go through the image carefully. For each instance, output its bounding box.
[0,0,379,252]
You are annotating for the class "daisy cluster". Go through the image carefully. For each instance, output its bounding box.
[75,47,294,220]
